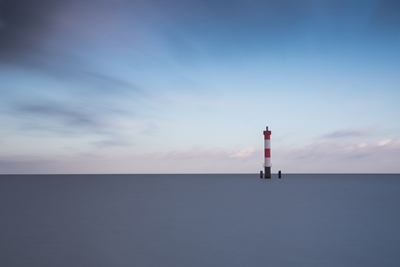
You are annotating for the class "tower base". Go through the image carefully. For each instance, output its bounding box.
[264,167,271,179]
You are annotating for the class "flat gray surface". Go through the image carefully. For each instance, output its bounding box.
[1,174,400,267]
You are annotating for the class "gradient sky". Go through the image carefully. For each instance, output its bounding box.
[1,0,399,174]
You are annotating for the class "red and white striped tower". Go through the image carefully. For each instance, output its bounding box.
[263,126,272,178]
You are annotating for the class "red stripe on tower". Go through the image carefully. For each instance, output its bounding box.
[263,126,272,178]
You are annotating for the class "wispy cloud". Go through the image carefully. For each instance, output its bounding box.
[166,147,256,161]
[13,102,107,133]
[17,103,101,127]
[377,138,392,146]
[91,138,132,148]
[322,128,371,139]
[296,138,400,159]
[276,137,400,172]
[166,148,225,160]
[228,147,255,158]
[9,100,136,138]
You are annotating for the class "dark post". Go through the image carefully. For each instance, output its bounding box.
[260,171,263,178]
[264,166,271,178]
[278,170,281,179]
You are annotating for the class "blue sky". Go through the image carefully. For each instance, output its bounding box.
[0,0,399,173]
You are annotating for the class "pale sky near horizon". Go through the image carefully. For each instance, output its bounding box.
[1,0,399,174]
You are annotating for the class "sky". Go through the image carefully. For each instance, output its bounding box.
[0,0,399,174]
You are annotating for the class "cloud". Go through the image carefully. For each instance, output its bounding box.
[275,136,400,172]
[166,147,256,161]
[1,0,394,68]
[0,0,124,61]
[0,0,156,64]
[21,104,93,124]
[4,93,160,145]
[228,147,255,158]
[80,72,141,95]
[322,128,370,139]
[15,102,102,128]
[377,138,392,146]
[2,137,399,174]
[0,0,58,62]
[9,101,126,136]
[91,138,132,148]
[357,143,367,148]
[34,59,142,95]
[166,148,225,160]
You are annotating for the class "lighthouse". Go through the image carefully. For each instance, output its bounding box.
[263,126,271,178]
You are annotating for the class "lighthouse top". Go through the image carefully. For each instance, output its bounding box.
[263,126,271,136]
